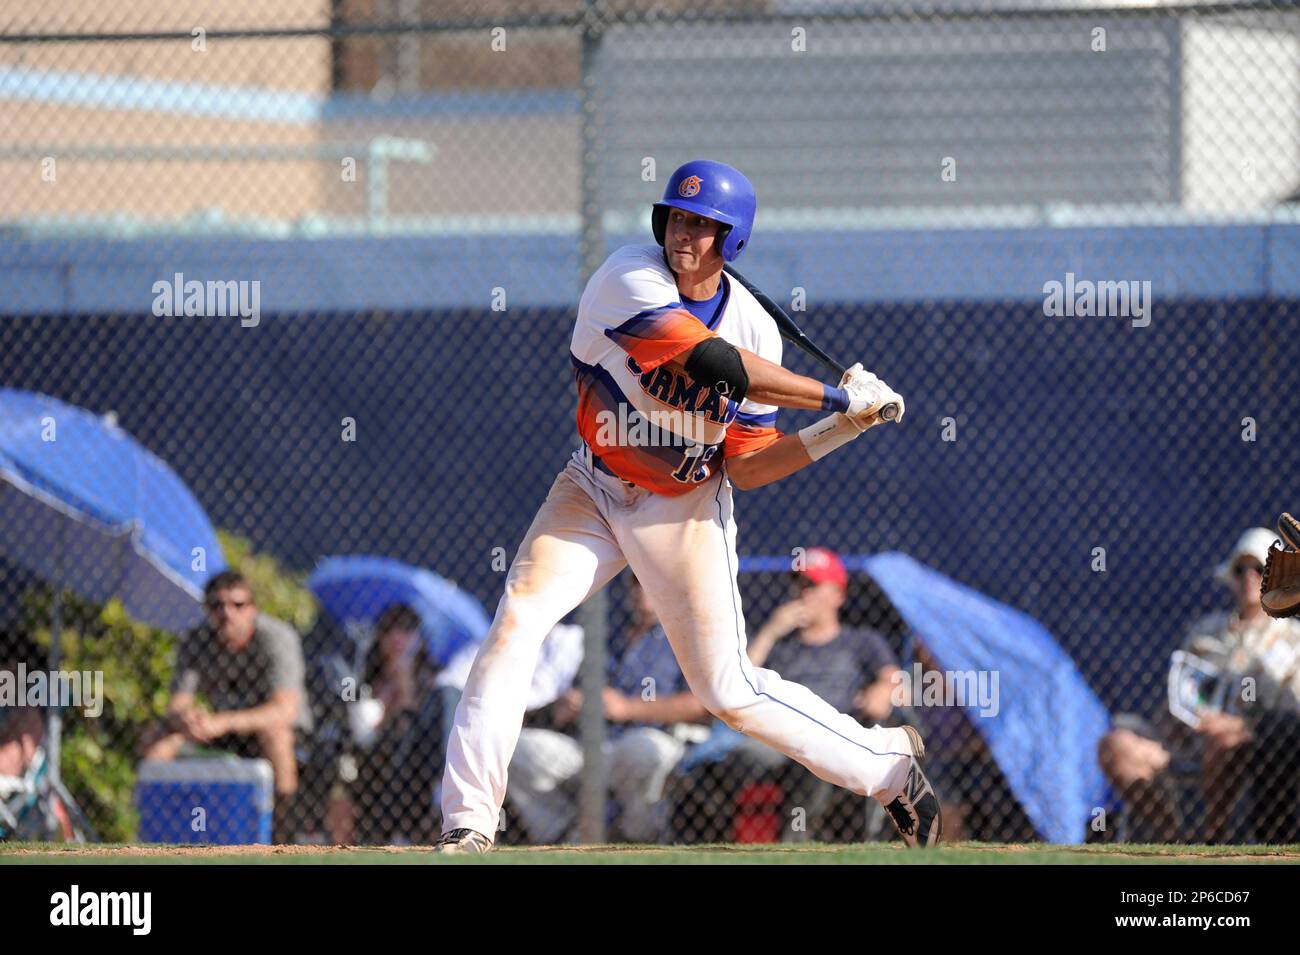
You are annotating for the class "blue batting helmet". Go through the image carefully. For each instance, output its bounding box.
[652,160,757,262]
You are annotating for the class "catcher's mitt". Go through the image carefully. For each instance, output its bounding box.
[1261,519,1300,618]
[1279,512,1300,551]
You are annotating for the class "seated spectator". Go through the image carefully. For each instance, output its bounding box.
[1,633,91,842]
[490,621,584,843]
[293,611,352,843]
[333,604,451,845]
[672,548,903,843]
[141,570,311,843]
[0,649,54,840]
[1099,528,1300,843]
[509,575,709,844]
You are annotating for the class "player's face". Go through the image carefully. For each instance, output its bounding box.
[664,208,724,276]
[205,585,257,647]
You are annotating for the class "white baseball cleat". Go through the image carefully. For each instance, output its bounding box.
[882,725,943,848]
[432,827,494,855]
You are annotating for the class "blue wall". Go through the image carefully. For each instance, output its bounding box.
[5,222,1300,314]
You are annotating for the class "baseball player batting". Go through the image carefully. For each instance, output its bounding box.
[433,159,941,853]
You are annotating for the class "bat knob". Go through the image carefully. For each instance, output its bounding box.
[880,402,899,422]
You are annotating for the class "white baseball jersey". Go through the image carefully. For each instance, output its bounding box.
[570,244,784,495]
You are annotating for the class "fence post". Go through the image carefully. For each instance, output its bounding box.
[575,0,609,847]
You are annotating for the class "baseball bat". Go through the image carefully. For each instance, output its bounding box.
[723,264,899,422]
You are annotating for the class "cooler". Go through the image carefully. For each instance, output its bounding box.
[136,757,274,844]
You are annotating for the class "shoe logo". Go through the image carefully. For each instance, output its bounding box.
[887,800,916,836]
[905,764,928,802]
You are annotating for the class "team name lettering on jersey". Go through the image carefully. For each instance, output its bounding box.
[625,355,737,425]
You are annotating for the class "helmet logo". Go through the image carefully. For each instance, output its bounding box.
[678,175,702,198]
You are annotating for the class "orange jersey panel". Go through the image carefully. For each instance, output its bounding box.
[603,306,717,373]
[723,422,784,459]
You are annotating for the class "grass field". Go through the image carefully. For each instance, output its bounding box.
[3,842,1299,865]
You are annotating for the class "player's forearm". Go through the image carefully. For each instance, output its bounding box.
[739,350,830,410]
[664,348,829,411]
[725,432,815,490]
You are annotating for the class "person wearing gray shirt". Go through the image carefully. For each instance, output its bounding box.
[142,570,310,842]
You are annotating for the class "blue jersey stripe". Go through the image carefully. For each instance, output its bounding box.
[601,303,686,344]
[733,408,777,427]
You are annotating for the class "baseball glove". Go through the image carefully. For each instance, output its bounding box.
[1261,513,1300,618]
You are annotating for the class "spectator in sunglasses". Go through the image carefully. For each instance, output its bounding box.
[141,570,311,842]
[1098,528,1300,843]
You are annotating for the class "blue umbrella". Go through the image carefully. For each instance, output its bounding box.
[0,388,225,631]
[308,555,490,667]
[0,388,226,837]
[859,552,1110,845]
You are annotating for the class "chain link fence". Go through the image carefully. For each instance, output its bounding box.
[2,1,1298,848]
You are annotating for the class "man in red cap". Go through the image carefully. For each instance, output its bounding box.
[739,547,907,841]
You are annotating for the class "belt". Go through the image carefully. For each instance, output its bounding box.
[584,443,635,486]
[589,447,616,477]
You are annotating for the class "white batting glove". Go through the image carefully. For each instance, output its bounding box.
[839,363,905,430]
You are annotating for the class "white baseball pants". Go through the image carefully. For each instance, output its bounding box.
[440,446,914,839]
